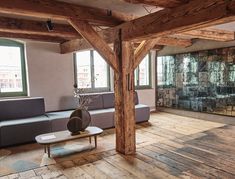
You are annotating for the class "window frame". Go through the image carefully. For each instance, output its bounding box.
[135,53,152,90]
[73,50,111,93]
[0,39,27,98]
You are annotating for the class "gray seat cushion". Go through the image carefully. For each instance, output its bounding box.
[47,110,74,132]
[0,115,50,147]
[89,108,115,129]
[135,104,150,123]
[0,97,45,121]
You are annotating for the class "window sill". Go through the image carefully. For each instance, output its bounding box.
[76,88,111,94]
[0,93,28,98]
[135,86,153,90]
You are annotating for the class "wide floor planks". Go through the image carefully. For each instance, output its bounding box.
[1,112,235,179]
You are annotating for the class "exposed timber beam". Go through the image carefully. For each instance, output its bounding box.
[120,0,235,41]
[61,0,235,53]
[0,32,67,43]
[90,0,235,42]
[180,28,235,42]
[134,39,161,69]
[114,30,135,154]
[60,36,192,53]
[0,16,191,47]
[146,37,192,47]
[0,17,79,40]
[68,18,118,72]
[0,0,135,27]
[123,0,189,8]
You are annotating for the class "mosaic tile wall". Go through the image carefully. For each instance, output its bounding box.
[157,47,235,116]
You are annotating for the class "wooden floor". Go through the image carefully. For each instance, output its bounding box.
[1,112,235,179]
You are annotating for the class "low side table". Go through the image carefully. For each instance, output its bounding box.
[35,126,103,158]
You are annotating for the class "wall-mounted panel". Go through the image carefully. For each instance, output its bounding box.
[157,47,235,117]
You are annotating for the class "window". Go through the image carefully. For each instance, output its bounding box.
[0,39,27,97]
[74,50,110,92]
[135,54,151,89]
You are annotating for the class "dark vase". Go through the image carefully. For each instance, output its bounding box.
[67,117,82,135]
[67,108,91,135]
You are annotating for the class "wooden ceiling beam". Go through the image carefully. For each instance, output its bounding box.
[150,37,192,47]
[0,32,66,43]
[0,16,192,47]
[97,0,235,42]
[61,0,235,54]
[123,0,188,8]
[60,36,192,53]
[0,17,79,39]
[180,28,235,42]
[0,0,135,27]
[135,44,163,50]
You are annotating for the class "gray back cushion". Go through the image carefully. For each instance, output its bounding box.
[80,94,103,110]
[134,91,139,105]
[102,92,115,109]
[0,97,45,121]
[102,91,139,109]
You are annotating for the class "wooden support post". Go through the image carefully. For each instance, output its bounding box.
[114,29,136,155]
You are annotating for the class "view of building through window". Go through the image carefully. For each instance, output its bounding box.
[135,53,151,88]
[93,51,108,88]
[75,51,91,88]
[139,55,150,86]
[0,46,23,93]
[75,50,109,91]
[75,51,151,90]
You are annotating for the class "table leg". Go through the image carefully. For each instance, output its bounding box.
[89,136,91,144]
[44,145,47,153]
[47,145,51,158]
[94,135,97,148]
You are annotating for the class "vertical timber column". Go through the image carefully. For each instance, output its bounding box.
[114,29,136,155]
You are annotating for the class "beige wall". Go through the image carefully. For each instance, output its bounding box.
[25,41,156,112]
[26,41,75,112]
[136,50,156,111]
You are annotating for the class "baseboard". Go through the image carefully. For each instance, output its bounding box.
[157,107,235,125]
[150,106,156,112]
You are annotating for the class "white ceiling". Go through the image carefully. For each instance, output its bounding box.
[57,0,160,16]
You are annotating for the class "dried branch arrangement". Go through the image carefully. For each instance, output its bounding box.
[73,87,99,110]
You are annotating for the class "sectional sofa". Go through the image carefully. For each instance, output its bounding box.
[0,92,150,147]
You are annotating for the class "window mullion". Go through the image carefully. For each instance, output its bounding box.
[90,50,95,90]
[137,66,140,87]
[107,65,111,91]
[73,53,78,87]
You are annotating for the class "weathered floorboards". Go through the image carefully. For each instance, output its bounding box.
[1,112,235,179]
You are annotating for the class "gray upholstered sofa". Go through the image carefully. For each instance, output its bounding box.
[48,92,150,131]
[0,92,150,147]
[0,97,50,147]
